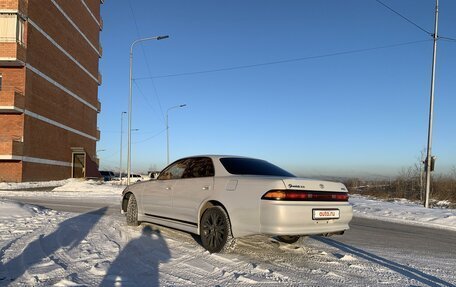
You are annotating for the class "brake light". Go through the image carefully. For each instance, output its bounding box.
[261,190,349,201]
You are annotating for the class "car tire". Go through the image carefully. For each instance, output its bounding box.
[200,206,236,253]
[126,194,139,226]
[277,235,301,244]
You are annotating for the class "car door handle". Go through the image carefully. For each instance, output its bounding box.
[202,186,210,190]
[165,187,172,190]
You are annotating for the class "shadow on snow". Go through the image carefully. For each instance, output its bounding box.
[99,224,170,287]
[315,236,455,287]
[0,206,108,285]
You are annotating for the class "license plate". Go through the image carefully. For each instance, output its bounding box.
[313,209,340,220]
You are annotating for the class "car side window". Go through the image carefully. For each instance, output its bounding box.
[182,157,215,179]
[157,159,189,180]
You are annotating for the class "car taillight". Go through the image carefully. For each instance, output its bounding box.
[261,190,349,201]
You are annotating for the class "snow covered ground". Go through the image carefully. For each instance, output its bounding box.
[350,194,456,232]
[2,179,454,231]
[0,180,455,286]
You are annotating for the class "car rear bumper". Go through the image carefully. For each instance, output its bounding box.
[259,201,353,235]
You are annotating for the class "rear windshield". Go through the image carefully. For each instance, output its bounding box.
[220,158,295,177]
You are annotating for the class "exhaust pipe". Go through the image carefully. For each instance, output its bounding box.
[320,231,344,237]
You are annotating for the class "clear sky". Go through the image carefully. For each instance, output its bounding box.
[97,0,456,178]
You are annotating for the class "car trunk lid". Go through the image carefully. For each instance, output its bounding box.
[282,178,347,193]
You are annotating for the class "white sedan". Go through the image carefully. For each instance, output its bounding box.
[121,155,353,253]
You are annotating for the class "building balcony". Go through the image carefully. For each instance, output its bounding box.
[97,100,101,112]
[0,42,26,66]
[96,128,101,140]
[0,138,23,157]
[98,42,103,57]
[0,88,24,113]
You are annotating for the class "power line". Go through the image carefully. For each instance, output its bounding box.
[134,39,431,80]
[375,1,456,45]
[133,128,166,144]
[374,0,432,36]
[102,130,164,134]
[440,36,456,42]
[132,79,162,122]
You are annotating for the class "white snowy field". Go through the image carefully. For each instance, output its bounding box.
[1,179,455,232]
[350,194,456,232]
[0,180,455,286]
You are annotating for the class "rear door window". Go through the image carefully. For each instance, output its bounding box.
[182,157,215,178]
[220,157,295,177]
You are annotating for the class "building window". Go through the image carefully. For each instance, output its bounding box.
[17,17,25,44]
[0,13,25,45]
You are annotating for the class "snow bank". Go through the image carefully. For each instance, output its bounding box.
[0,179,124,206]
[0,179,70,190]
[52,179,124,193]
[350,195,456,231]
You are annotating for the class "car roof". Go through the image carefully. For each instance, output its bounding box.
[179,155,253,161]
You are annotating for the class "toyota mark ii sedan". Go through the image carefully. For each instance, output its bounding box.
[121,155,353,253]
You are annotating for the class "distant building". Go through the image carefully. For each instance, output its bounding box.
[0,0,103,182]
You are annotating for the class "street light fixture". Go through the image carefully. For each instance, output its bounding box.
[127,35,169,186]
[166,104,187,165]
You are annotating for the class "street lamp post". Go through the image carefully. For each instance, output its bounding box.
[119,111,126,183]
[127,35,169,186]
[166,104,187,165]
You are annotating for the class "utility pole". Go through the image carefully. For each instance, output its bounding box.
[424,0,439,208]
[119,111,126,183]
[420,149,425,202]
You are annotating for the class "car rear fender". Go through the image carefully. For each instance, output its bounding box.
[197,200,232,236]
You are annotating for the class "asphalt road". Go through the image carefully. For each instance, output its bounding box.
[338,217,456,259]
[4,196,456,261]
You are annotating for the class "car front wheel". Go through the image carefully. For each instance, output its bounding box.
[126,194,139,226]
[200,206,235,253]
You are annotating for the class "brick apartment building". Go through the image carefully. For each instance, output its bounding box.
[0,0,103,182]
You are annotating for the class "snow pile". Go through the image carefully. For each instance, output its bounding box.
[53,179,124,193]
[0,179,70,190]
[0,179,125,200]
[350,195,456,231]
[0,179,125,194]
